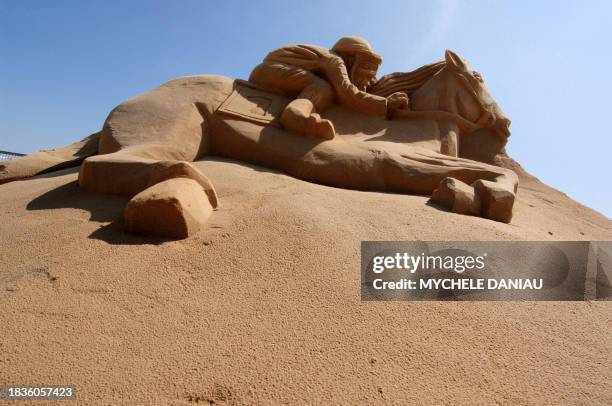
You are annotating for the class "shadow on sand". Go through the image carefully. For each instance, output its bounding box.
[26,178,172,245]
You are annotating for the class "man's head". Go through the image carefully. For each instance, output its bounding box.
[331,36,382,91]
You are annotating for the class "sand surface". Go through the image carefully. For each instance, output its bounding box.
[0,158,611,405]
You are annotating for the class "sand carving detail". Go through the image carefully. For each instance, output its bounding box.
[0,36,518,238]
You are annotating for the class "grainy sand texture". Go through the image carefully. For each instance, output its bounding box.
[1,158,611,405]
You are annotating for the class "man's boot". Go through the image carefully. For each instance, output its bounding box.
[280,99,335,140]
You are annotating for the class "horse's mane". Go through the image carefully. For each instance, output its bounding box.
[368,61,446,98]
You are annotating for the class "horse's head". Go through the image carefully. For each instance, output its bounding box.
[411,50,511,141]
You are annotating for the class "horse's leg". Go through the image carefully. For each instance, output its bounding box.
[387,148,517,223]
[386,148,517,223]
[123,176,215,239]
[291,142,517,223]
[438,121,459,157]
[79,147,218,238]
[79,147,216,203]
[211,119,516,222]
[79,148,218,238]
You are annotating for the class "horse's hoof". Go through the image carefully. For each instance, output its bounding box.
[124,178,213,238]
[472,179,515,223]
[431,177,480,215]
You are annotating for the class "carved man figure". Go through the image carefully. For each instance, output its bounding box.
[249,36,409,139]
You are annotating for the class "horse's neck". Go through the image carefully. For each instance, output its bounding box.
[410,69,462,156]
[411,69,459,114]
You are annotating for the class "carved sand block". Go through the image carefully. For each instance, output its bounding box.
[0,38,519,238]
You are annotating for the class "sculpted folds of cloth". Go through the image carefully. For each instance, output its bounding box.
[0,36,518,238]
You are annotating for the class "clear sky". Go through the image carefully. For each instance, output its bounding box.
[1,0,610,217]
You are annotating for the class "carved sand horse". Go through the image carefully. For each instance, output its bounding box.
[0,48,517,238]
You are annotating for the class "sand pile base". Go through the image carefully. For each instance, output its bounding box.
[0,158,610,404]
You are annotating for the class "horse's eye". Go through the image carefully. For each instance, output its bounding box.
[473,71,483,82]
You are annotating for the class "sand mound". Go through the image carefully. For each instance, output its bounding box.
[0,158,610,404]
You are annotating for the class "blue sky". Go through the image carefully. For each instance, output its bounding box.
[1,0,611,217]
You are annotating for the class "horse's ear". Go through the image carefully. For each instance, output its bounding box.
[445,50,468,72]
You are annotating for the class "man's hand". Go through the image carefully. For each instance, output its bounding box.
[386,92,409,114]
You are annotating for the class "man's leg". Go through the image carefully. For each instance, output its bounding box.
[281,100,335,140]
[285,78,335,139]
[250,63,336,139]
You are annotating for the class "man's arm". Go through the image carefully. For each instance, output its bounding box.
[320,54,388,116]
[263,44,407,117]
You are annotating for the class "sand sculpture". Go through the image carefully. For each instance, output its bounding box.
[0,37,518,238]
